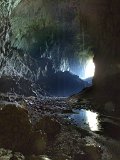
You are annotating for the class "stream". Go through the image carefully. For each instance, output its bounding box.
[21,97,120,160]
[64,108,120,160]
[68,109,100,131]
[67,108,120,140]
[1,96,120,160]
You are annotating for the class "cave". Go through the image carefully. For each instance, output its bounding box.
[0,0,120,159]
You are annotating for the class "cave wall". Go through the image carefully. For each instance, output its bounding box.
[11,0,120,86]
[78,0,120,88]
[10,0,93,78]
[1,0,120,90]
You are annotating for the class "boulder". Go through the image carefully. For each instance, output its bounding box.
[84,145,101,160]
[0,104,32,154]
[26,155,50,160]
[35,117,61,140]
[0,148,25,160]
[31,131,47,154]
[104,101,115,113]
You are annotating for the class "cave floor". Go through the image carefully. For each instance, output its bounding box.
[0,95,120,160]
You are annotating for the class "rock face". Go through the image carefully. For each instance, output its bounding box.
[0,75,50,97]
[35,116,61,140]
[104,101,115,113]
[0,104,48,155]
[68,1,120,106]
[31,131,47,155]
[10,0,93,78]
[0,0,92,96]
[78,0,120,86]
[0,76,35,96]
[0,104,32,153]
[1,0,120,100]
[85,145,101,160]
[0,148,25,160]
[10,0,120,90]
[38,71,89,97]
[0,49,55,81]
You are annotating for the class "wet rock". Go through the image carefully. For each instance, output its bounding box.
[53,154,71,160]
[35,116,61,139]
[84,145,101,160]
[78,99,90,105]
[49,126,86,159]
[100,121,120,140]
[26,155,50,160]
[104,102,115,112]
[10,157,18,160]
[0,104,32,154]
[74,153,90,160]
[62,109,74,114]
[0,103,50,154]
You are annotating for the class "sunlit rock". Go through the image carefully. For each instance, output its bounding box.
[0,148,12,160]
[0,148,25,160]
[26,155,51,160]
[9,152,25,160]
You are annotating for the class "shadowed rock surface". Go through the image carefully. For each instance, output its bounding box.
[0,104,48,155]
[0,0,120,160]
[38,71,89,97]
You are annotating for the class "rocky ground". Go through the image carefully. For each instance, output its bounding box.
[0,93,120,160]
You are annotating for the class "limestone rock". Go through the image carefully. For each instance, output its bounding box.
[104,101,115,112]
[84,145,101,160]
[26,155,50,160]
[31,131,47,154]
[35,117,61,139]
[0,104,32,154]
[0,148,25,160]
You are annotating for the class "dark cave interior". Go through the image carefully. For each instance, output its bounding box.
[0,0,120,160]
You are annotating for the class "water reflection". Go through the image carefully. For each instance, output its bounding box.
[86,110,99,131]
[69,109,100,131]
[41,156,51,160]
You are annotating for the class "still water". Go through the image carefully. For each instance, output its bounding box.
[68,109,120,140]
[69,109,100,131]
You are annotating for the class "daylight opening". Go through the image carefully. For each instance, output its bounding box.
[84,59,95,79]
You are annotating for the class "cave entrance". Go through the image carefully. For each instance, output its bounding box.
[68,50,95,85]
[81,57,95,83]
